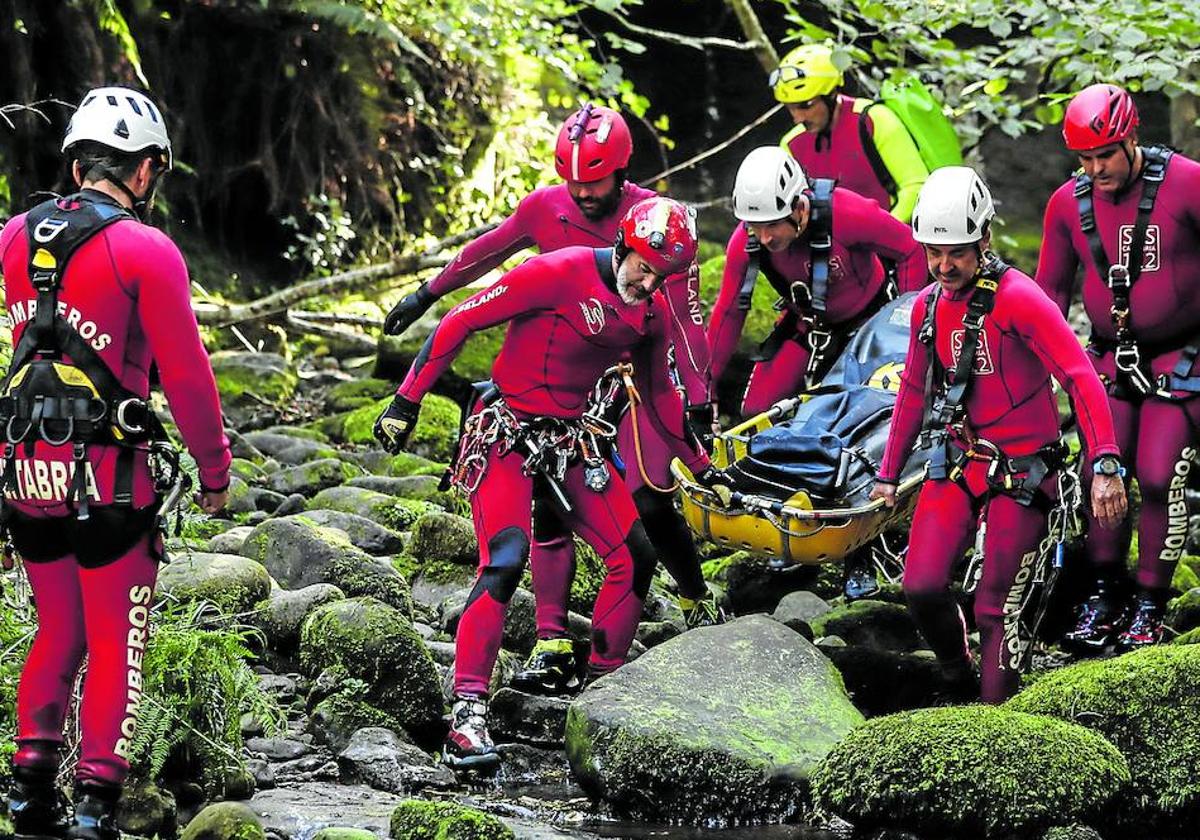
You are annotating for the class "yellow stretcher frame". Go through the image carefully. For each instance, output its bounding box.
[671,395,925,566]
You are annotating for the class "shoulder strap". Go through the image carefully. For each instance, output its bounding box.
[1126,144,1172,285]
[934,262,1004,426]
[737,230,760,311]
[857,103,898,203]
[807,179,835,315]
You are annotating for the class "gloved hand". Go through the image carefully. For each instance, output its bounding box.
[685,402,718,452]
[383,284,437,336]
[374,394,421,453]
[693,463,734,507]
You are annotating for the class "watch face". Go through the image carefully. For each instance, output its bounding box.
[1097,457,1121,476]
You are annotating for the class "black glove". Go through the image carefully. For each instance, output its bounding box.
[373,394,421,454]
[383,284,437,336]
[693,463,733,506]
[685,402,718,452]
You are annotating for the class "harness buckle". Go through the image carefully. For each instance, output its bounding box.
[1106,263,1130,291]
[789,281,812,310]
[115,398,147,435]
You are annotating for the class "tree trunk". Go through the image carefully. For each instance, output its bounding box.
[723,0,778,74]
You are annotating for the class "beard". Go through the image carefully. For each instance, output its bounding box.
[616,263,649,306]
[573,183,623,221]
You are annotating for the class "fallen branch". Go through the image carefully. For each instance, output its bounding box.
[194,223,496,327]
[285,312,378,353]
[592,4,762,52]
[289,310,382,328]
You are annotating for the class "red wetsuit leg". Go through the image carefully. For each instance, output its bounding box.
[75,538,159,786]
[453,441,534,698]
[14,556,88,772]
[529,496,576,639]
[975,488,1052,703]
[1130,397,1200,590]
[902,479,978,669]
[741,337,811,417]
[560,464,655,676]
[1082,395,1138,575]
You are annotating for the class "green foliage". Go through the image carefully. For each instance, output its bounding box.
[0,581,36,777]
[771,0,1200,149]
[812,705,1129,838]
[128,603,286,796]
[389,799,515,840]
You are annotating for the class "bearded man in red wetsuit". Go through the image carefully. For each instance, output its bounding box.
[1036,84,1200,652]
[871,166,1126,704]
[373,197,725,770]
[2,87,230,840]
[386,104,722,694]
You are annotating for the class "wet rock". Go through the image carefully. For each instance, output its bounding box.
[300,598,444,745]
[266,458,363,497]
[636,620,683,648]
[408,512,478,566]
[443,587,537,655]
[255,583,345,653]
[180,802,265,840]
[156,552,271,614]
[490,688,570,747]
[496,743,573,786]
[389,800,514,840]
[311,829,378,840]
[117,782,177,838]
[307,485,439,531]
[809,599,924,652]
[701,551,818,614]
[566,615,862,825]
[243,432,336,466]
[347,474,455,506]
[813,706,1128,839]
[241,517,411,613]
[272,493,309,518]
[245,737,311,761]
[208,526,256,555]
[249,782,403,839]
[211,352,297,429]
[336,727,455,794]
[309,692,408,754]
[297,509,404,555]
[821,646,948,716]
[246,759,274,791]
[771,590,833,625]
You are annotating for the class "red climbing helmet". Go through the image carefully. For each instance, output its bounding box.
[1062,84,1139,151]
[616,197,698,277]
[554,103,633,182]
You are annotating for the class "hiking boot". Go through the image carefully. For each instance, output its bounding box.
[443,695,500,772]
[680,590,727,630]
[9,766,70,840]
[1062,580,1128,654]
[1116,591,1167,651]
[844,563,880,602]
[67,783,120,840]
[510,638,582,696]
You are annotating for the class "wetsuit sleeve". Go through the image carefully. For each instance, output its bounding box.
[868,104,929,224]
[660,261,712,406]
[878,291,932,482]
[847,192,927,292]
[133,234,232,492]
[424,193,539,297]
[631,305,710,473]
[707,228,752,383]
[1006,280,1119,458]
[398,258,558,402]
[1033,188,1080,317]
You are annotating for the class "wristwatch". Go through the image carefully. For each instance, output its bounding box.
[1092,455,1126,478]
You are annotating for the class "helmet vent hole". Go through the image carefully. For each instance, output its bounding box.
[106,95,119,107]
[126,97,143,116]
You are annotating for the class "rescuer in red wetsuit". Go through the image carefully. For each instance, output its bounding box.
[709,146,926,419]
[2,87,230,840]
[373,197,724,771]
[1036,83,1200,652]
[385,104,721,693]
[871,166,1125,704]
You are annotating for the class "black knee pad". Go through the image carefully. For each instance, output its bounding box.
[471,526,529,606]
[625,519,657,600]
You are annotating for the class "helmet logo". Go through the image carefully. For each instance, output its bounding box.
[579,297,606,335]
[33,218,69,243]
[596,117,612,144]
[114,118,130,139]
[1089,115,1105,135]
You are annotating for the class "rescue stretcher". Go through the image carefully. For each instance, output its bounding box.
[671,293,927,566]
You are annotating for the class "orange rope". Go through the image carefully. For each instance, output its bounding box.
[619,362,679,494]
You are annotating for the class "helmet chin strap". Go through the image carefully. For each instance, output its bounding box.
[99,167,160,222]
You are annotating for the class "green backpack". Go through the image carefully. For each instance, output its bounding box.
[859,72,963,193]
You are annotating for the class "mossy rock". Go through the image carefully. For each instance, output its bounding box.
[566,615,862,825]
[1171,560,1200,594]
[308,691,406,753]
[211,351,298,408]
[261,425,331,443]
[1166,586,1200,634]
[408,513,478,566]
[254,583,345,653]
[156,552,272,614]
[308,485,439,531]
[230,458,268,483]
[1007,645,1200,829]
[179,801,265,840]
[117,782,177,838]
[809,599,925,652]
[812,705,1128,838]
[265,458,363,497]
[180,516,240,543]
[342,394,460,461]
[381,452,446,478]
[299,597,443,743]
[701,550,815,613]
[240,516,411,613]
[325,378,395,413]
[388,799,514,840]
[296,509,405,556]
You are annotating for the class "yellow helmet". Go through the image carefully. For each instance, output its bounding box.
[771,45,844,104]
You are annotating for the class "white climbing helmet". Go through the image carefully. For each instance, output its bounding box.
[911,166,995,245]
[61,86,173,169]
[732,146,808,223]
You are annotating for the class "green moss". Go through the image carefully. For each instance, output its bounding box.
[326,551,412,616]
[808,599,923,652]
[1007,645,1200,828]
[326,378,395,413]
[308,485,439,531]
[388,800,514,840]
[382,452,445,477]
[342,394,461,461]
[179,801,265,840]
[181,517,238,542]
[157,554,272,615]
[812,706,1128,838]
[230,458,267,482]
[262,425,331,443]
[307,411,353,441]
[210,352,297,407]
[311,692,404,740]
